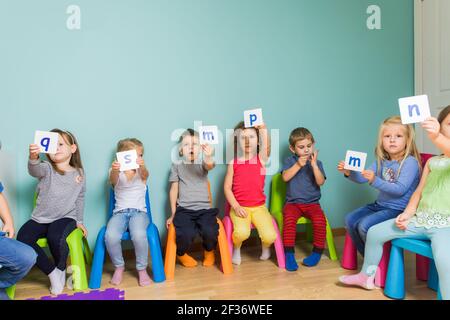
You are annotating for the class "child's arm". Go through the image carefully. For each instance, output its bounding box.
[422,117,450,156]
[256,124,271,164]
[310,151,325,186]
[75,178,87,237]
[28,144,50,178]
[395,159,431,230]
[201,144,215,171]
[109,161,120,186]
[224,163,247,218]
[137,158,149,182]
[0,192,15,239]
[344,162,377,184]
[166,182,178,228]
[282,156,308,182]
[368,158,420,196]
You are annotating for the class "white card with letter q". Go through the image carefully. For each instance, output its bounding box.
[344,150,367,172]
[399,94,431,124]
[244,108,264,128]
[34,131,59,154]
[116,149,139,172]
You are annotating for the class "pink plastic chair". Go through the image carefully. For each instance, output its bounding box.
[341,153,435,287]
[222,202,285,268]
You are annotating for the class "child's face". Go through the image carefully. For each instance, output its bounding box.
[382,124,407,157]
[181,135,200,162]
[135,146,144,161]
[48,134,76,163]
[440,114,450,139]
[290,138,314,158]
[237,128,258,155]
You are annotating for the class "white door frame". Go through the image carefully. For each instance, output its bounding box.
[414,0,425,151]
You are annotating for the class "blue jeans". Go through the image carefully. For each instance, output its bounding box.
[105,209,150,270]
[345,203,402,255]
[0,233,37,300]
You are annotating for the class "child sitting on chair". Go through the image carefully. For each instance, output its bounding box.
[281,127,327,270]
[166,129,219,267]
[105,138,151,286]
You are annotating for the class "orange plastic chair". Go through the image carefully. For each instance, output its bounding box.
[164,181,233,280]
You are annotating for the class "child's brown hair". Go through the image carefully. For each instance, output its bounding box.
[438,105,450,125]
[233,121,260,158]
[289,127,315,147]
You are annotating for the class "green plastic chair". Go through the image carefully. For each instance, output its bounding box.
[269,173,338,261]
[33,194,92,291]
[5,285,15,300]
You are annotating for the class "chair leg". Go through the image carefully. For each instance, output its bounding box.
[375,241,391,288]
[164,223,177,281]
[416,254,430,281]
[222,216,234,259]
[66,229,88,291]
[83,237,92,266]
[5,285,15,300]
[428,259,439,292]
[341,233,358,270]
[384,244,405,299]
[147,223,166,283]
[325,219,338,261]
[271,218,285,269]
[88,226,107,289]
[216,219,233,275]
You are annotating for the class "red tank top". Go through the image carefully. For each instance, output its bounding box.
[232,155,266,207]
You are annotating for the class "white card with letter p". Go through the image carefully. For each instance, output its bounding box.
[116,149,139,172]
[244,108,264,128]
[34,131,59,154]
[199,125,219,145]
[344,150,367,172]
[399,94,431,124]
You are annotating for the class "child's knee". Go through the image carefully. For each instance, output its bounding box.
[261,228,277,245]
[130,230,148,243]
[105,229,123,244]
[233,227,251,243]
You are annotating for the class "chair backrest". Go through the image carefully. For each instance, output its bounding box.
[269,173,286,214]
[420,153,434,169]
[108,186,153,224]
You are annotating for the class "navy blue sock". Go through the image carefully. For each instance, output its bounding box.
[285,251,298,272]
[302,251,322,267]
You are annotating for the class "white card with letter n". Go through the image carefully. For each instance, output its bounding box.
[344,150,367,172]
[34,131,59,154]
[399,94,431,124]
[116,149,139,172]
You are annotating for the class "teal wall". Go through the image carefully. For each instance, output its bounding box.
[0,0,414,246]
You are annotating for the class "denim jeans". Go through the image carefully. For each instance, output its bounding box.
[344,203,402,255]
[105,209,150,270]
[0,233,37,300]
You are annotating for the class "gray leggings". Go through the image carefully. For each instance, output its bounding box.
[362,218,450,299]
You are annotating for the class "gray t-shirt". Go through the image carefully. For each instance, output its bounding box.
[28,159,86,224]
[169,163,210,211]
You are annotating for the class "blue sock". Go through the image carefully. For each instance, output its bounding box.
[302,251,322,267]
[285,252,298,272]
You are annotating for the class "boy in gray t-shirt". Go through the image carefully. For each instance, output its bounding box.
[166,129,219,268]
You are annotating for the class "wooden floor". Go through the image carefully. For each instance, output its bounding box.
[15,235,436,300]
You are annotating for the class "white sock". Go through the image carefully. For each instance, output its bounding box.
[232,248,241,265]
[59,268,66,289]
[260,245,271,261]
[49,268,64,295]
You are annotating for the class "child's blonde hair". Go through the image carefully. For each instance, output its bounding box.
[375,116,421,176]
[117,138,144,153]
[46,129,83,176]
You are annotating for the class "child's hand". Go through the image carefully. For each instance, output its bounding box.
[254,124,267,130]
[297,155,309,168]
[201,144,214,158]
[77,223,88,237]
[137,158,145,167]
[29,144,41,160]
[2,223,15,239]
[395,212,412,230]
[111,161,121,172]
[166,216,174,229]
[362,170,375,183]
[233,205,248,218]
[337,161,351,176]
[422,117,440,141]
[310,150,319,167]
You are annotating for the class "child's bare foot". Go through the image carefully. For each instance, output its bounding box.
[203,250,215,267]
[138,269,151,286]
[110,266,125,286]
[339,272,375,290]
[177,254,198,267]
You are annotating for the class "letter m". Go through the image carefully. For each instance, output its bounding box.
[349,157,361,168]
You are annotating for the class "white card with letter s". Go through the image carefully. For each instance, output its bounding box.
[116,149,139,172]
[344,150,367,172]
[34,131,59,154]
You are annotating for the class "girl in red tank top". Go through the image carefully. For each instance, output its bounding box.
[224,121,277,265]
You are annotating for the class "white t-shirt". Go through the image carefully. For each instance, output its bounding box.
[113,169,147,213]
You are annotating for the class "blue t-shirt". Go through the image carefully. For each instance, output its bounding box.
[0,182,3,193]
[281,155,327,204]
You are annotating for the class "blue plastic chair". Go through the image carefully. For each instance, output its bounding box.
[384,238,441,300]
[88,187,165,289]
